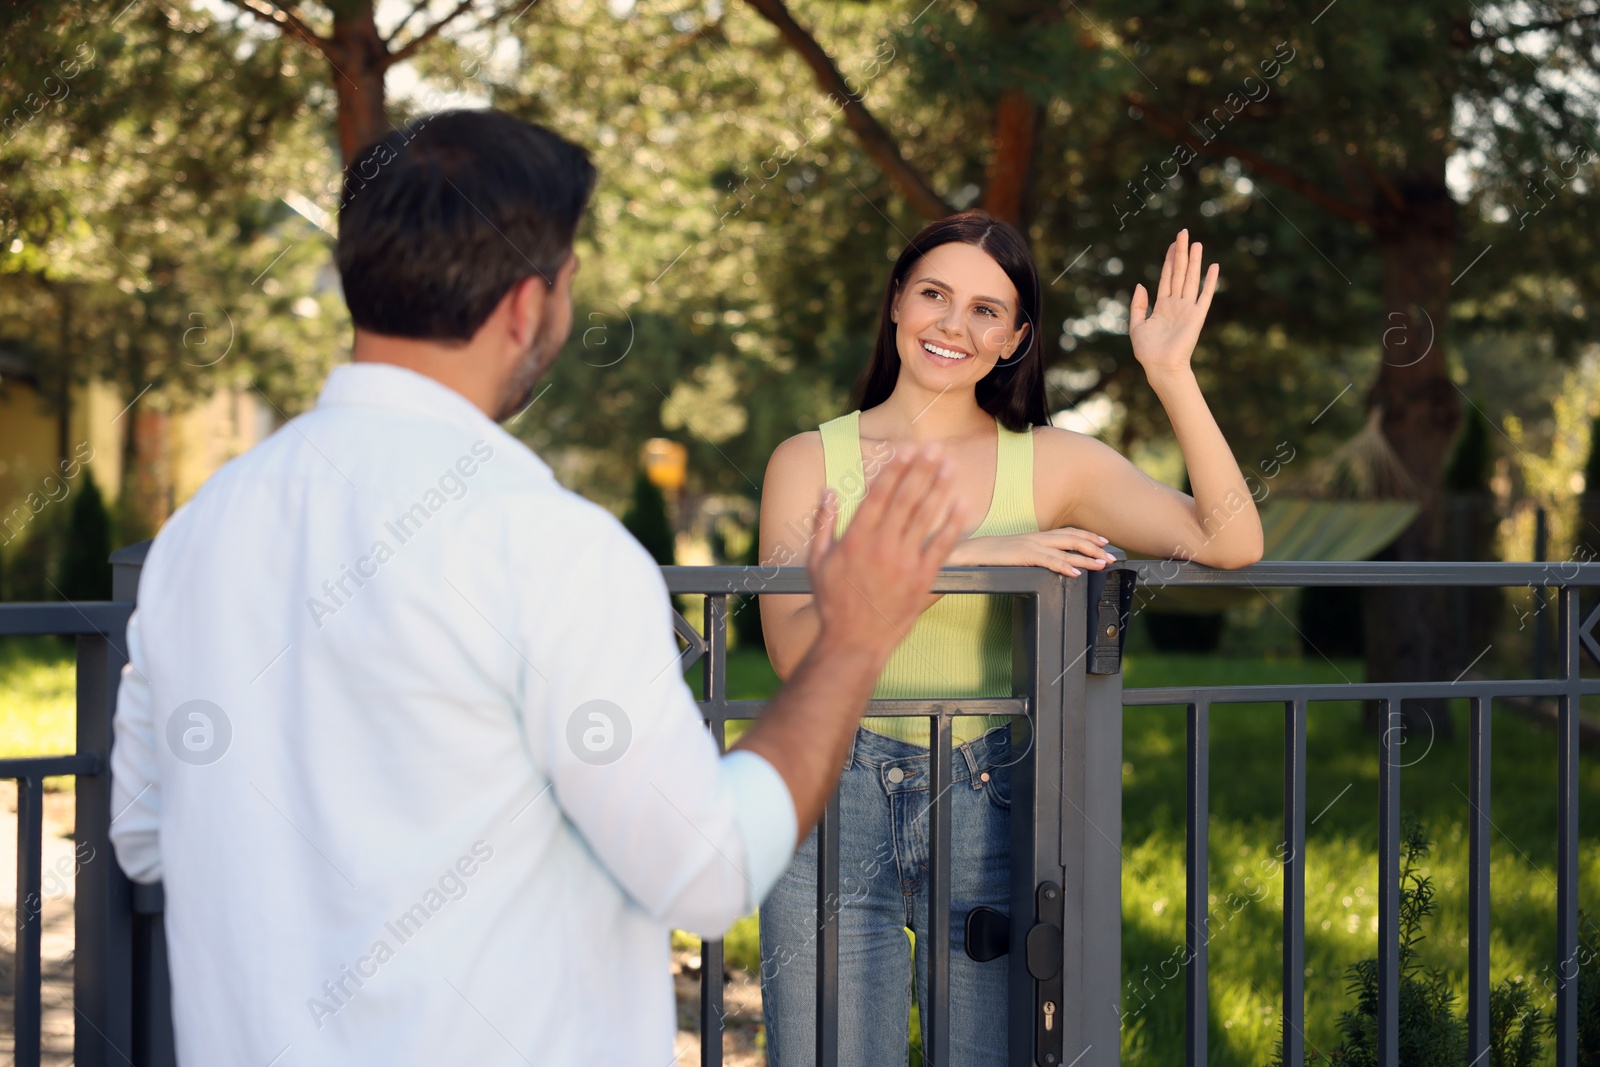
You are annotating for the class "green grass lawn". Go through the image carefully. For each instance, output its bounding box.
[685,645,1600,1066]
[0,636,79,789]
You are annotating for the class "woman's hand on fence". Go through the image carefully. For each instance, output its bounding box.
[805,445,966,664]
[1128,228,1219,382]
[951,527,1115,577]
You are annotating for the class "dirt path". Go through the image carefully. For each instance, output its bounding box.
[0,783,78,1066]
[673,948,767,1065]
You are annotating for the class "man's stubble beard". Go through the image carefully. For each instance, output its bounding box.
[494,331,561,423]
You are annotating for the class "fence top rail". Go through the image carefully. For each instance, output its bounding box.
[662,560,1600,594]
[1124,677,1600,706]
[1123,559,1600,587]
[660,565,1067,595]
[0,601,133,637]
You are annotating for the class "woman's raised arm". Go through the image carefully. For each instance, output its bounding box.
[1042,230,1263,569]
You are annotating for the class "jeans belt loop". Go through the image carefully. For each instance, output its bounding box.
[960,738,983,787]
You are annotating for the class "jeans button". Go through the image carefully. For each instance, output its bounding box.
[887,767,905,784]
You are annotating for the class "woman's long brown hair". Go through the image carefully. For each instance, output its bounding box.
[852,210,1049,432]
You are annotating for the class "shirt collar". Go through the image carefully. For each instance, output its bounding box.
[316,362,494,428]
[314,361,552,478]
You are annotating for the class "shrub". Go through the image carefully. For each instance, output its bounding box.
[1271,818,1545,1067]
[622,470,675,566]
[58,475,113,601]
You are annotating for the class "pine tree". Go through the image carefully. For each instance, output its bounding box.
[57,476,112,601]
[622,471,676,566]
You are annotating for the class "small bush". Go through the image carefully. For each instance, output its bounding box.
[1271,818,1545,1067]
[622,470,675,566]
[1579,911,1600,1065]
[58,476,113,601]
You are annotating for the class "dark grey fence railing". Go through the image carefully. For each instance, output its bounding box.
[1112,560,1599,1067]
[2,550,1593,1067]
[1,543,167,1067]
[663,564,1128,1067]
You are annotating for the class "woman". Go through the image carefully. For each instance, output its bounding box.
[756,211,1263,1064]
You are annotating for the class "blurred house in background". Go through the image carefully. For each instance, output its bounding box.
[0,346,275,596]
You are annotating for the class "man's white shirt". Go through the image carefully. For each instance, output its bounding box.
[109,362,797,1066]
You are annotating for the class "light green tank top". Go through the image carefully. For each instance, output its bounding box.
[818,409,1039,747]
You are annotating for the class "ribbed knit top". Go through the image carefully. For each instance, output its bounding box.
[818,409,1038,747]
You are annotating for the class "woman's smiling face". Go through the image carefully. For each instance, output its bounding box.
[890,240,1030,390]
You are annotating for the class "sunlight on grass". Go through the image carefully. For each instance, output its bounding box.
[0,637,78,790]
[1119,653,1600,1066]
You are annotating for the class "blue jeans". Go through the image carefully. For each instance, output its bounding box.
[759,725,1013,1066]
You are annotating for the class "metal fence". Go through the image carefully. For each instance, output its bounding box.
[1,548,1593,1066]
[662,563,1128,1067]
[1,543,169,1067]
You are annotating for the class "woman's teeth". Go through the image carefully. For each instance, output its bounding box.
[923,341,969,360]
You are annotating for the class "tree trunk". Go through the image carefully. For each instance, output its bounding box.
[1361,169,1463,742]
[982,88,1040,228]
[55,283,73,468]
[116,337,152,543]
[327,4,389,165]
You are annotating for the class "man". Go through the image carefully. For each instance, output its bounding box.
[108,109,965,1064]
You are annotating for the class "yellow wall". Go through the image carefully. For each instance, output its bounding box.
[169,389,276,503]
[1,375,274,547]
[0,380,61,529]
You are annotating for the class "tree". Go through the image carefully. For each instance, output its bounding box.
[2,2,343,533]
[58,474,112,601]
[733,0,1600,701]
[622,470,676,565]
[1110,0,1600,712]
[219,0,538,163]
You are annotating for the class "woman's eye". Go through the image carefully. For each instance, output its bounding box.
[921,288,944,301]
[976,306,998,317]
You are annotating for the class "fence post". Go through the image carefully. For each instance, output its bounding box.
[73,542,146,1066]
[108,540,179,1067]
[1010,568,1126,1067]
[1075,569,1127,1065]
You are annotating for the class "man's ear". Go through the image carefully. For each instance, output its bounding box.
[506,275,548,349]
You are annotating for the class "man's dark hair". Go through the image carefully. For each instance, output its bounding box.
[336,110,597,341]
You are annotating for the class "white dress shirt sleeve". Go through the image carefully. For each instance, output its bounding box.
[109,608,164,884]
[528,516,796,937]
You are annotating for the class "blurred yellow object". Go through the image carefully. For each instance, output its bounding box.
[642,438,687,492]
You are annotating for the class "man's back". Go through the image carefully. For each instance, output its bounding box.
[110,363,779,1064]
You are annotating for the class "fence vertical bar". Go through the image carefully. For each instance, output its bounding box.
[1282,700,1306,1067]
[1466,695,1491,1064]
[1534,507,1549,677]
[75,615,135,1067]
[1556,586,1579,1067]
[1054,574,1105,1065]
[700,595,727,1067]
[926,709,953,1067]
[1080,575,1126,1067]
[1186,701,1209,1067]
[1377,696,1401,1067]
[815,790,841,1067]
[1008,573,1067,1067]
[15,772,45,1067]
